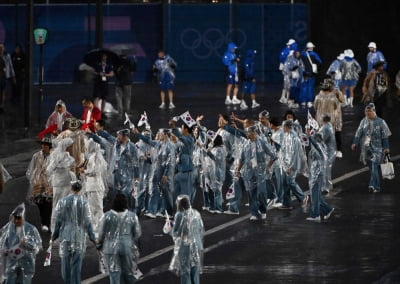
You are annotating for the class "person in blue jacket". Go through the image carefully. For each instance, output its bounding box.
[153,50,177,109]
[300,42,322,108]
[240,49,260,110]
[366,42,386,74]
[222,42,241,105]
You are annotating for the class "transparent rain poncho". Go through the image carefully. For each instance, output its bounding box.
[0,203,42,282]
[307,135,328,190]
[97,209,141,273]
[169,199,204,276]
[26,149,52,201]
[52,194,95,257]
[314,89,345,131]
[354,116,391,164]
[81,139,108,234]
[204,146,226,191]
[280,130,306,175]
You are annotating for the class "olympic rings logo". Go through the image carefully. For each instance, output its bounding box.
[180,28,247,59]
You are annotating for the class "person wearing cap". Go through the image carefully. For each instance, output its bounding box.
[314,78,345,158]
[134,127,175,217]
[0,203,42,284]
[153,50,177,109]
[222,42,241,105]
[46,137,76,233]
[169,194,204,284]
[98,128,140,210]
[169,119,196,204]
[339,49,362,107]
[97,193,142,284]
[362,60,390,118]
[305,131,334,222]
[284,49,303,108]
[234,124,277,221]
[51,181,96,284]
[278,120,308,210]
[45,99,73,134]
[26,135,53,233]
[300,41,322,108]
[327,53,345,90]
[366,42,386,74]
[318,114,337,194]
[351,103,391,192]
[80,139,108,236]
[240,49,260,109]
[279,39,298,104]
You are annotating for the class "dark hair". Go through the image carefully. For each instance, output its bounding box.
[82,97,93,104]
[222,114,230,123]
[96,119,106,128]
[322,114,331,122]
[213,135,223,147]
[283,110,296,121]
[71,181,82,192]
[182,124,193,134]
[269,117,281,127]
[177,195,190,211]
[112,193,128,212]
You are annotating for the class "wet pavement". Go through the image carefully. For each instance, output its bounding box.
[1,82,400,283]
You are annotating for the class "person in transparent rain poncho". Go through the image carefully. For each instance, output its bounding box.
[351,103,391,192]
[203,135,226,214]
[80,139,107,236]
[234,125,277,221]
[45,99,72,135]
[26,136,53,233]
[169,195,204,284]
[134,128,175,217]
[51,181,96,284]
[46,137,76,233]
[278,120,308,210]
[284,49,304,108]
[192,124,208,211]
[0,203,42,284]
[135,129,154,216]
[98,128,140,210]
[269,117,285,208]
[305,132,334,222]
[318,114,337,194]
[326,53,344,90]
[97,193,142,284]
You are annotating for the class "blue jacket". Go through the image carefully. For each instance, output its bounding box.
[301,50,322,76]
[222,42,238,74]
[279,42,298,63]
[172,128,195,173]
[243,49,256,81]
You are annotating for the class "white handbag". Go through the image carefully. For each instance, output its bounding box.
[306,52,318,73]
[380,154,395,180]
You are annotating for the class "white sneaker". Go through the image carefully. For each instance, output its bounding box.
[336,151,343,158]
[144,212,156,219]
[42,225,49,232]
[249,215,259,221]
[272,202,283,208]
[159,102,166,109]
[232,97,241,105]
[251,101,260,108]
[289,103,299,109]
[307,102,313,108]
[324,208,335,220]
[245,203,249,207]
[225,97,232,105]
[301,102,306,107]
[168,102,175,109]
[306,216,321,222]
[261,213,267,220]
[240,101,248,110]
[156,212,165,218]
[202,206,210,211]
[224,210,239,215]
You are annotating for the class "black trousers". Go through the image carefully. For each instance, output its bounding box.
[36,200,52,227]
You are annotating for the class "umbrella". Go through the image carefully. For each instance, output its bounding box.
[108,44,136,56]
[83,48,120,69]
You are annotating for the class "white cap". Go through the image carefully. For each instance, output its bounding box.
[344,49,354,58]
[286,39,296,45]
[306,42,315,49]
[368,42,377,49]
[337,53,345,60]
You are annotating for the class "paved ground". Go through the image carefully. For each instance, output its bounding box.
[1,82,400,283]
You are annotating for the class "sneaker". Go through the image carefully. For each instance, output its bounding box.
[289,103,299,109]
[208,209,216,214]
[372,188,380,193]
[322,188,330,194]
[251,101,260,108]
[302,195,309,207]
[267,198,275,209]
[240,101,248,110]
[245,203,250,207]
[324,208,335,220]
[306,216,321,222]
[336,151,343,158]
[214,210,223,214]
[42,225,49,232]
[301,102,306,107]
[224,210,239,215]
[368,186,375,192]
[168,102,175,109]
[272,202,283,208]
[307,102,313,108]
[232,97,241,105]
[159,102,166,109]
[156,212,165,218]
[249,215,259,221]
[261,213,267,220]
[279,96,287,104]
[278,205,292,210]
[225,97,232,105]
[202,206,210,211]
[144,212,156,219]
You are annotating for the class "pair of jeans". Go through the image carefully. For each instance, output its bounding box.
[310,173,333,218]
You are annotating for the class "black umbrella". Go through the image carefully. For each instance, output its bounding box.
[83,48,120,69]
